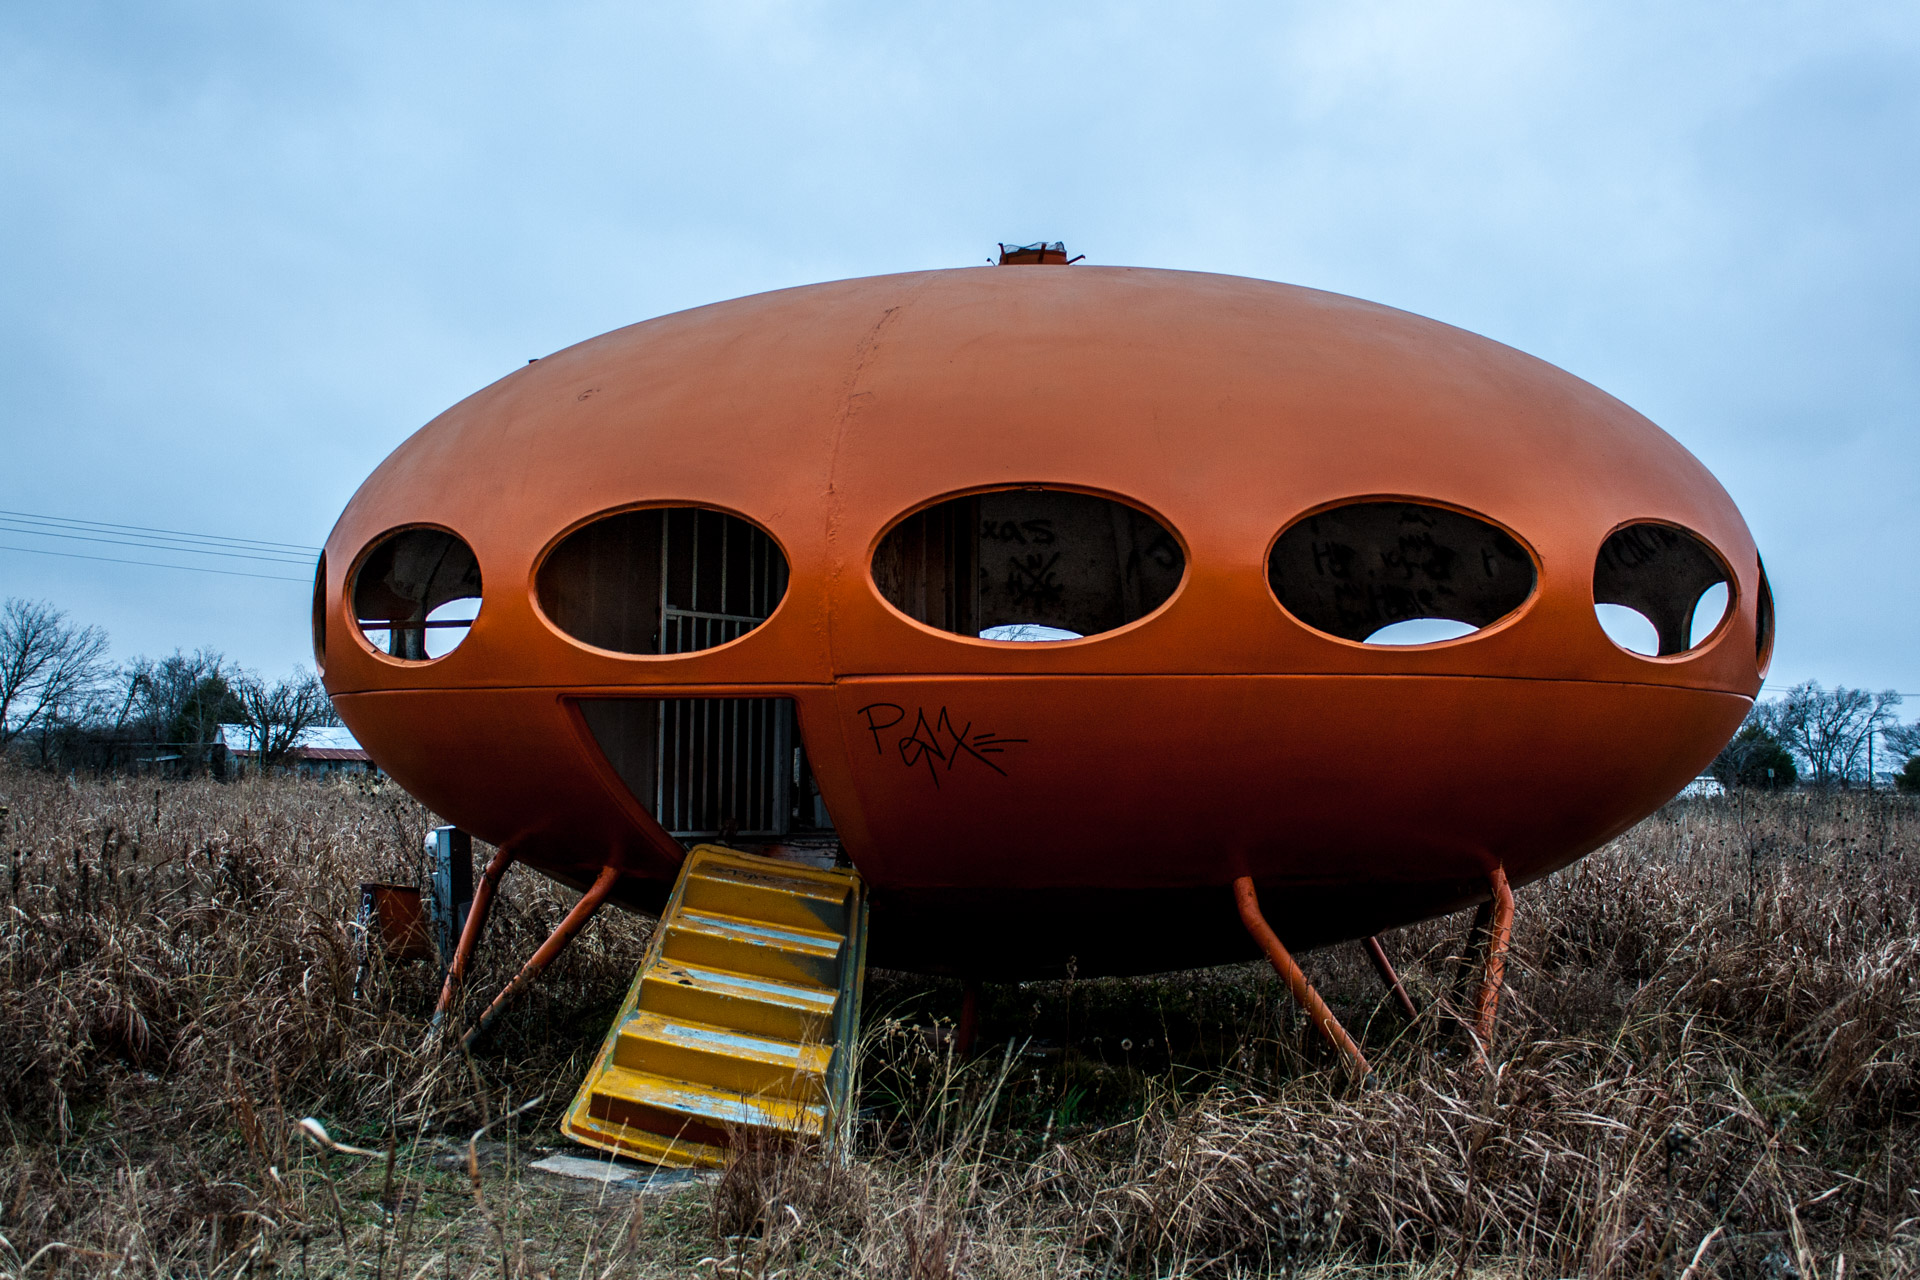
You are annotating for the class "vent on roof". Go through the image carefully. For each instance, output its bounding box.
[997,242,1081,266]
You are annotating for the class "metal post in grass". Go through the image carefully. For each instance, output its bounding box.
[426,825,473,975]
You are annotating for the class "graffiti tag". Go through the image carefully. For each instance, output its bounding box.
[1004,552,1065,610]
[855,703,1028,789]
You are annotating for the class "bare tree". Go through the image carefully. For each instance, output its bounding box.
[31,677,115,768]
[0,598,110,749]
[1884,721,1920,765]
[231,668,334,771]
[124,649,233,754]
[1770,681,1903,788]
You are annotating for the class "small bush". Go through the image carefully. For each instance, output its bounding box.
[1713,723,1799,789]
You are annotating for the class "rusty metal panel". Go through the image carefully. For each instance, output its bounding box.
[359,883,433,962]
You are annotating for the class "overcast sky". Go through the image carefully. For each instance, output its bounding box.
[3,1,1916,698]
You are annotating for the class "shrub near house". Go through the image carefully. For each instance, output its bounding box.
[1711,723,1798,789]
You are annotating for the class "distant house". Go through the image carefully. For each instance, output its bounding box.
[217,723,378,776]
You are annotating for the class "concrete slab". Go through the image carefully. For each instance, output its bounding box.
[529,1151,716,1193]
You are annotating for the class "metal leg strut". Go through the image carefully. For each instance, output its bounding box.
[433,846,515,1025]
[463,861,623,1048]
[1450,897,1496,1014]
[1363,935,1419,1021]
[1232,876,1369,1082]
[1473,865,1515,1051]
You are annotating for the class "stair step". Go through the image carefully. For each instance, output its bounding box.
[614,1011,830,1101]
[572,1064,826,1168]
[640,961,837,1042]
[662,908,843,987]
[563,845,867,1169]
[682,859,851,933]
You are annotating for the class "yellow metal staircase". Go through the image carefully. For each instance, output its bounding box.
[562,846,868,1168]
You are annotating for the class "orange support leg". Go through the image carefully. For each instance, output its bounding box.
[433,846,514,1024]
[1363,935,1418,1021]
[1474,865,1515,1049]
[463,862,623,1048]
[1232,877,1369,1082]
[1449,898,1496,1011]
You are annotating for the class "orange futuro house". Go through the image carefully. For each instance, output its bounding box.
[317,255,1770,996]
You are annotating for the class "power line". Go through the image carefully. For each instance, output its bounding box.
[0,508,321,554]
[0,542,311,583]
[0,520,317,566]
[0,507,323,582]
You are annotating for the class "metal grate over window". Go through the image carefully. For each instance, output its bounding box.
[543,507,801,840]
[579,697,794,839]
[537,507,787,656]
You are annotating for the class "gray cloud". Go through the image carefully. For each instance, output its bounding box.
[3,0,1915,692]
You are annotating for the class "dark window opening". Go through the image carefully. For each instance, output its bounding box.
[1592,522,1732,658]
[352,529,481,661]
[873,489,1184,641]
[311,551,327,670]
[579,697,833,840]
[1267,501,1535,644]
[1756,556,1775,672]
[538,508,787,655]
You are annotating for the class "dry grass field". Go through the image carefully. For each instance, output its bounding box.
[0,763,1915,1278]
